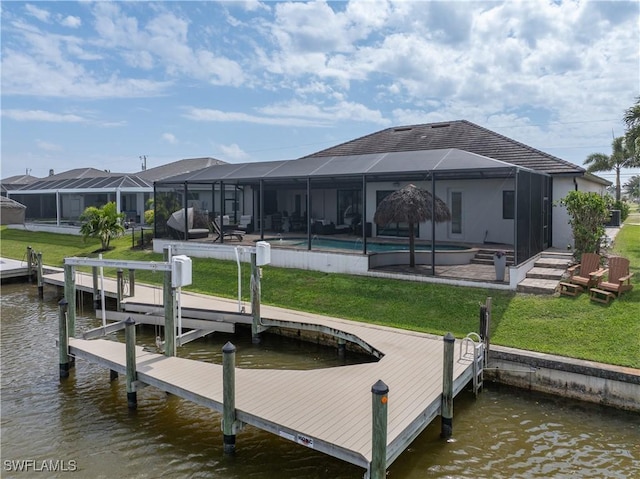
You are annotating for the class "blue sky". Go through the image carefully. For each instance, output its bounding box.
[1,0,639,185]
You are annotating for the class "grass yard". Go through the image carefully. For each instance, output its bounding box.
[1,216,639,368]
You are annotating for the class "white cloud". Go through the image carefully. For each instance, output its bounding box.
[36,140,63,151]
[59,15,81,28]
[218,143,251,162]
[2,109,86,123]
[24,4,50,23]
[162,133,178,144]
[183,107,327,127]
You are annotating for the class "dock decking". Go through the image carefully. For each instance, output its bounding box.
[46,269,476,474]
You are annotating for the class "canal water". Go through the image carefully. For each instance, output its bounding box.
[1,283,639,478]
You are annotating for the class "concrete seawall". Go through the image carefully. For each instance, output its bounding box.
[486,345,640,412]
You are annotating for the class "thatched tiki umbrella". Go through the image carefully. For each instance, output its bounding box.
[374,184,451,267]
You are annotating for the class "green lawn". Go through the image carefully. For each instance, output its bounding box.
[1,219,638,368]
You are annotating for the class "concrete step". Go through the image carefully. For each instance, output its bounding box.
[517,278,559,295]
[535,257,573,269]
[526,267,566,280]
[471,258,515,266]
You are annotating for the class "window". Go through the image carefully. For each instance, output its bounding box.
[337,189,361,225]
[451,191,462,235]
[503,191,515,219]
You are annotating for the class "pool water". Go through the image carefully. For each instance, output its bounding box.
[265,237,469,252]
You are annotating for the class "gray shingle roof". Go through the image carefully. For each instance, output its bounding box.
[137,157,227,182]
[304,120,585,176]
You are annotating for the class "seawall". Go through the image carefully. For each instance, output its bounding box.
[486,345,640,412]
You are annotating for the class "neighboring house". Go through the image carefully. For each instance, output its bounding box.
[154,120,609,265]
[1,173,39,197]
[1,158,226,225]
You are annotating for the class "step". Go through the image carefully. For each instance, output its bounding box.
[517,278,559,295]
[471,258,514,266]
[534,257,573,269]
[526,267,566,280]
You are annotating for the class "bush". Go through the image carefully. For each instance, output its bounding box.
[613,200,631,222]
[557,191,611,259]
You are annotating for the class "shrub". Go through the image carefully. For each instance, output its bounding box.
[557,191,611,259]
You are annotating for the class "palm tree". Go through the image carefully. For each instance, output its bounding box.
[79,201,125,250]
[624,175,640,202]
[624,98,640,157]
[584,136,638,202]
[373,184,451,268]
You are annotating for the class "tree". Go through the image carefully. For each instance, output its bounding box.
[584,136,637,202]
[79,202,125,251]
[558,191,611,259]
[373,184,451,268]
[624,97,640,157]
[624,175,640,202]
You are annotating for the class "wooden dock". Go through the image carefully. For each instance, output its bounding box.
[46,270,477,475]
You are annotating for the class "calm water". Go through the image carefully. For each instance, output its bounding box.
[1,283,639,478]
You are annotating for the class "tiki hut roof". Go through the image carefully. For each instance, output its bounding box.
[373,184,451,225]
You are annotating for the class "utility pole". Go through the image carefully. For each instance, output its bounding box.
[139,155,147,171]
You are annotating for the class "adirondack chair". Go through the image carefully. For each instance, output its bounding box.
[559,253,605,296]
[593,256,634,297]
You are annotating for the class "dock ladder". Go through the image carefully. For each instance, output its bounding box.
[459,332,485,396]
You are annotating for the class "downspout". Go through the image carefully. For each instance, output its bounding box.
[573,177,578,191]
[153,183,157,238]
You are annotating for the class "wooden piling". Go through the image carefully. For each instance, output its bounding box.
[128,268,135,297]
[441,332,455,438]
[370,379,389,479]
[163,246,176,357]
[27,246,33,282]
[125,317,137,409]
[92,266,100,309]
[36,252,44,299]
[250,253,261,344]
[116,269,124,312]
[63,263,76,338]
[222,341,237,454]
[337,338,346,359]
[58,299,69,379]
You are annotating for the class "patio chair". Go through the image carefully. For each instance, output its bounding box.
[558,252,605,296]
[589,256,634,303]
[210,218,244,242]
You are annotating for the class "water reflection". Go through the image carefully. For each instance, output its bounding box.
[1,283,639,478]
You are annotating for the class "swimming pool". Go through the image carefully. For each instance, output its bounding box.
[264,237,469,253]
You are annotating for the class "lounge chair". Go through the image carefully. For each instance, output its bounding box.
[211,218,244,242]
[589,256,634,303]
[558,252,605,296]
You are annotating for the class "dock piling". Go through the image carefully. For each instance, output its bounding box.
[250,253,261,344]
[125,317,137,409]
[128,268,135,297]
[222,341,237,454]
[441,332,455,438]
[116,269,124,312]
[370,379,389,479]
[58,299,69,379]
[92,267,101,309]
[63,263,76,339]
[27,246,33,282]
[36,252,44,299]
[337,338,346,359]
[163,246,176,357]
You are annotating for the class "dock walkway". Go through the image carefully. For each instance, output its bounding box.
[46,270,476,474]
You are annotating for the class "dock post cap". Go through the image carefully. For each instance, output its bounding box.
[124,317,136,326]
[443,332,455,342]
[222,341,236,354]
[58,298,68,306]
[371,379,389,395]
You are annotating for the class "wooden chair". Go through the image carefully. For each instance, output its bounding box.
[558,253,605,296]
[210,218,244,242]
[590,257,634,301]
